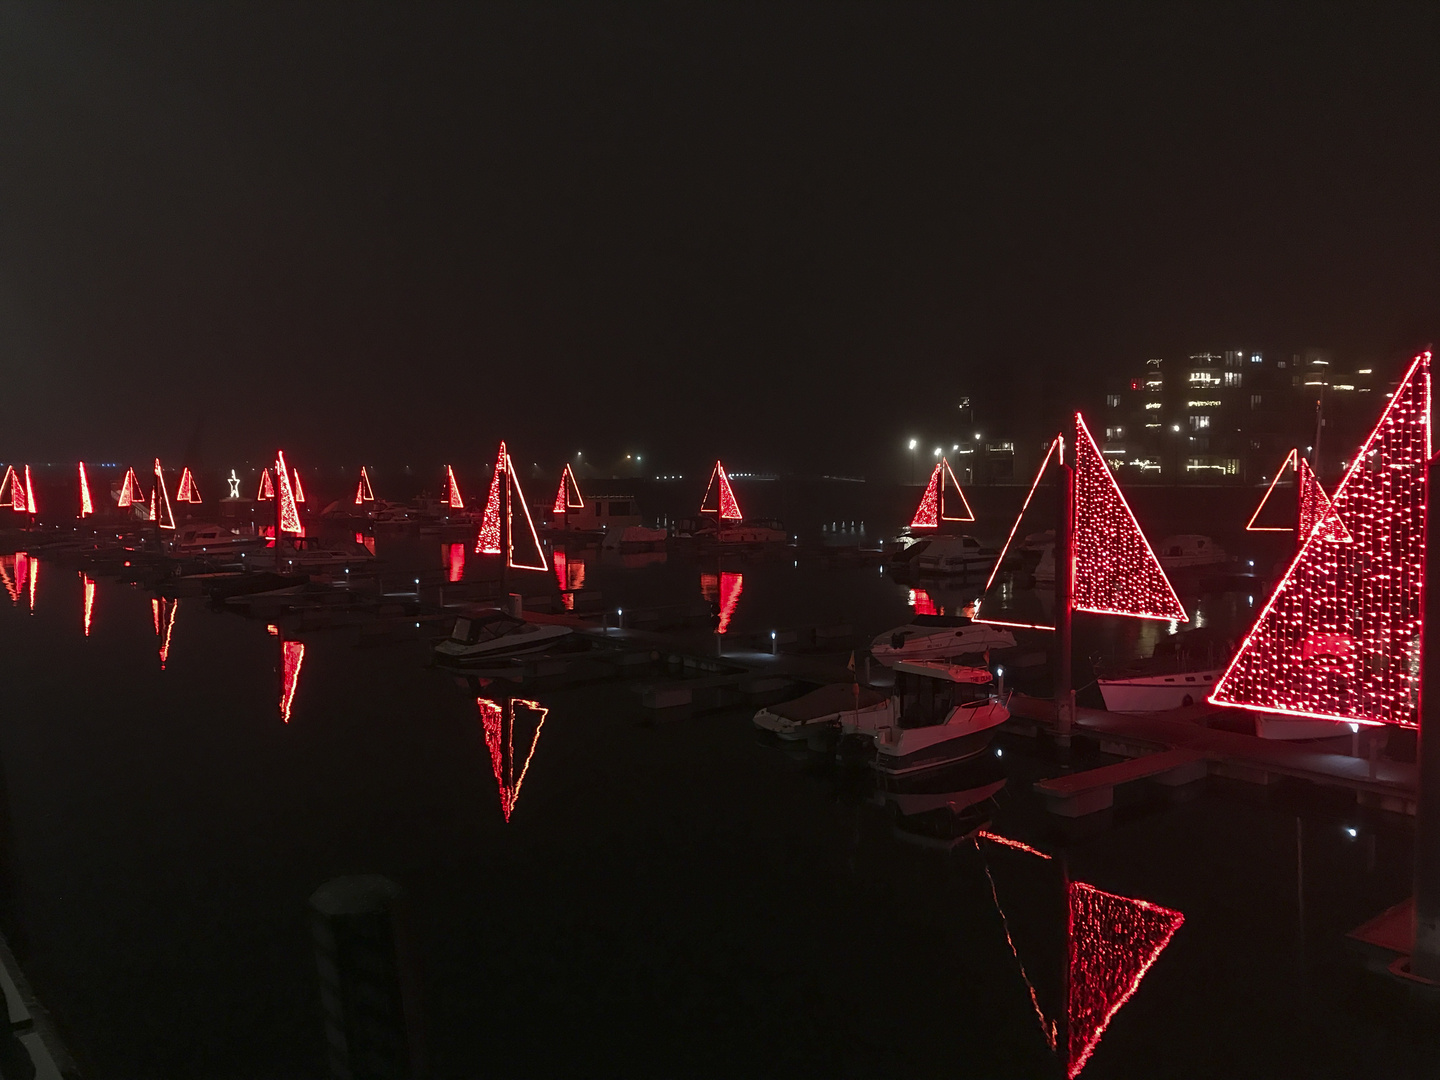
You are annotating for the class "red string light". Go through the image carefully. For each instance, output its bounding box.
[446,465,465,510]
[1245,448,1300,532]
[505,457,548,571]
[477,697,549,822]
[292,470,305,504]
[152,459,176,530]
[1297,458,1351,543]
[1210,351,1430,728]
[175,466,201,504]
[117,467,144,509]
[1067,883,1185,1078]
[280,639,304,722]
[975,437,1060,626]
[1072,414,1187,622]
[22,465,35,515]
[354,466,375,505]
[257,469,274,501]
[940,458,976,522]
[911,464,942,528]
[24,552,36,611]
[552,464,584,514]
[0,466,22,512]
[82,573,94,636]
[78,462,93,517]
[274,452,302,535]
[476,445,505,554]
[700,461,743,521]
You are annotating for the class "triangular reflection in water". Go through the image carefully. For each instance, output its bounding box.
[150,597,179,668]
[699,570,743,634]
[280,638,305,722]
[978,834,1184,1077]
[477,696,549,823]
[82,573,95,636]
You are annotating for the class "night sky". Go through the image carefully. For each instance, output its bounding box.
[3,3,1438,474]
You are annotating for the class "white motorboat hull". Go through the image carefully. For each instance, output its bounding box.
[870,625,1016,666]
[754,698,893,741]
[1097,670,1221,712]
[433,624,574,662]
[870,700,1009,776]
[1254,715,1357,740]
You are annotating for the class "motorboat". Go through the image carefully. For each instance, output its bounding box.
[752,683,893,741]
[715,520,788,545]
[885,534,933,568]
[872,757,1008,843]
[1096,628,1227,711]
[239,536,376,571]
[851,661,1010,777]
[602,525,668,552]
[433,609,574,663]
[170,522,266,557]
[870,614,1016,666]
[914,535,999,577]
[1156,534,1229,571]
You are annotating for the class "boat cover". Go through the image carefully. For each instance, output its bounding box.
[767,684,889,721]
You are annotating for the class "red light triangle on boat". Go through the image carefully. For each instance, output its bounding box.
[1210,350,1429,728]
[552,464,584,514]
[700,460,742,521]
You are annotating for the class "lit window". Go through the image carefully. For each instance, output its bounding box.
[1190,415,1211,430]
[1223,372,1242,387]
[1250,394,1262,409]
[1106,394,1121,408]
[1106,426,1124,439]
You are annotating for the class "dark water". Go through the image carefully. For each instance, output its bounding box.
[0,535,1434,1078]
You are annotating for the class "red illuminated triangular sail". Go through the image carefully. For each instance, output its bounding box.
[478,697,549,822]
[1071,415,1186,622]
[475,445,505,554]
[1297,458,1351,543]
[274,452,301,535]
[446,465,464,510]
[355,466,375,505]
[910,464,941,528]
[176,466,201,504]
[1210,351,1430,728]
[152,459,176,529]
[257,469,274,500]
[552,464,584,514]
[700,460,743,521]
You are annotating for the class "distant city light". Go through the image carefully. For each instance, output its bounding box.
[908,439,917,450]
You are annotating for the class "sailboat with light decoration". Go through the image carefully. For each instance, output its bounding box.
[692,460,786,545]
[474,441,549,574]
[974,413,1188,730]
[1210,350,1429,738]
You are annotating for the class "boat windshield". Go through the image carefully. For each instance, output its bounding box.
[453,613,525,643]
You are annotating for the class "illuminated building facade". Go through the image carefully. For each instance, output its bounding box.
[1101,348,1386,483]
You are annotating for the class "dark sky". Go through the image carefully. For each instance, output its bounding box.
[3,2,1438,475]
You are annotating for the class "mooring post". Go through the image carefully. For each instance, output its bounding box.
[309,875,425,1080]
[1411,454,1440,980]
[1055,433,1076,749]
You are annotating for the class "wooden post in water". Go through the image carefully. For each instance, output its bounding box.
[1412,454,1440,980]
[309,875,425,1080]
[1054,428,1076,748]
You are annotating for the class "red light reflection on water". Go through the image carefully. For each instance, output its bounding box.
[82,574,94,635]
[280,640,305,722]
[553,549,586,593]
[700,570,744,633]
[151,597,178,668]
[478,697,549,822]
[355,533,376,556]
[446,542,465,582]
[978,836,1184,1077]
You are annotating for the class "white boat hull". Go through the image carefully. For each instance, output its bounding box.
[1097,670,1221,712]
[1254,715,1357,740]
[870,625,1016,666]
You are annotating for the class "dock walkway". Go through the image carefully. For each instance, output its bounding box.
[1010,694,1418,813]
